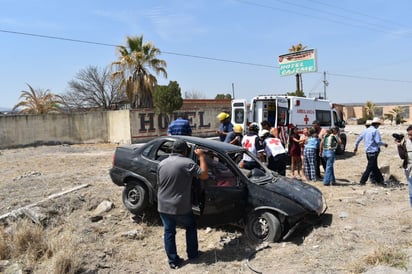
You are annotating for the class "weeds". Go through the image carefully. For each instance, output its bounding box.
[0,218,82,274]
[0,226,11,259]
[364,246,408,269]
[10,218,47,261]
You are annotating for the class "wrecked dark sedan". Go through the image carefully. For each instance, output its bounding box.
[110,136,326,243]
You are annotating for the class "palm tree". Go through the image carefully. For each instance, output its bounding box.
[12,84,64,114]
[364,101,376,120]
[388,106,406,125]
[288,43,307,94]
[111,35,167,109]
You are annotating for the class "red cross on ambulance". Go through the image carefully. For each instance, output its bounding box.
[304,115,309,124]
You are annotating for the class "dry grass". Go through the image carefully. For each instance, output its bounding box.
[46,223,82,274]
[0,226,11,260]
[0,218,83,274]
[350,244,408,273]
[10,218,47,262]
[364,245,408,269]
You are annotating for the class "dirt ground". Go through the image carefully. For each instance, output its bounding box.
[1,124,412,274]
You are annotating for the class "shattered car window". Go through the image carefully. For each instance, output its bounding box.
[204,150,237,187]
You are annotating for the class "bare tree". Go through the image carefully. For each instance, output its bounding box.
[184,90,206,99]
[63,66,123,110]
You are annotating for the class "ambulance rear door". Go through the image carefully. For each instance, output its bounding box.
[288,97,316,129]
[231,99,248,132]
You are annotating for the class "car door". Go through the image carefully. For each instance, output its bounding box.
[193,148,248,227]
[140,140,174,189]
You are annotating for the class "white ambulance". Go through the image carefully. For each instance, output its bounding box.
[231,95,347,154]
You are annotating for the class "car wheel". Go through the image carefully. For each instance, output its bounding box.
[245,211,282,243]
[122,183,148,215]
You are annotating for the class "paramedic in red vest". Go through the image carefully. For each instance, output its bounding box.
[259,129,288,176]
[240,123,264,169]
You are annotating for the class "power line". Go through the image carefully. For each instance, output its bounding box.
[270,0,396,30]
[1,29,411,85]
[234,0,398,34]
[310,0,408,28]
[0,29,118,47]
[327,72,412,84]
[0,29,277,69]
[236,0,410,36]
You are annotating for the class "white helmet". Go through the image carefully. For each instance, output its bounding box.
[259,129,270,138]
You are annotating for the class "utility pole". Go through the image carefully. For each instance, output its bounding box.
[232,83,235,99]
[323,71,328,99]
[295,74,300,92]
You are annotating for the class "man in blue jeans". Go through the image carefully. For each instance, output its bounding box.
[157,139,208,269]
[354,117,388,185]
[319,127,342,185]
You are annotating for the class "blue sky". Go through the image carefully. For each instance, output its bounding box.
[1,0,412,109]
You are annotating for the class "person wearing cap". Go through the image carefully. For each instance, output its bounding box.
[157,139,208,269]
[396,125,412,207]
[216,112,233,142]
[354,117,388,185]
[226,124,243,146]
[319,127,342,185]
[167,114,192,136]
[259,129,288,176]
[365,119,372,128]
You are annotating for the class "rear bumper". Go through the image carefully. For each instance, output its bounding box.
[109,167,125,186]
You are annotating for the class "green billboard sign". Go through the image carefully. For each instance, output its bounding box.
[278,49,317,76]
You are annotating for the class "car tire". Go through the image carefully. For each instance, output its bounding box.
[245,211,282,243]
[122,183,148,215]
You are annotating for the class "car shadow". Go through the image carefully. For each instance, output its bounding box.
[286,213,333,245]
[186,214,335,268]
[131,206,162,226]
[129,208,335,268]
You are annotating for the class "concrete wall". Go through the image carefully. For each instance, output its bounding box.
[0,112,108,149]
[0,99,232,149]
[107,110,131,144]
[343,104,412,124]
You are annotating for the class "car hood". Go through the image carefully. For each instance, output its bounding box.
[256,175,324,215]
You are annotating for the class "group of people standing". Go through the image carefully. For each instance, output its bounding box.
[217,111,412,206]
[217,112,342,185]
[158,112,412,269]
[287,120,342,185]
